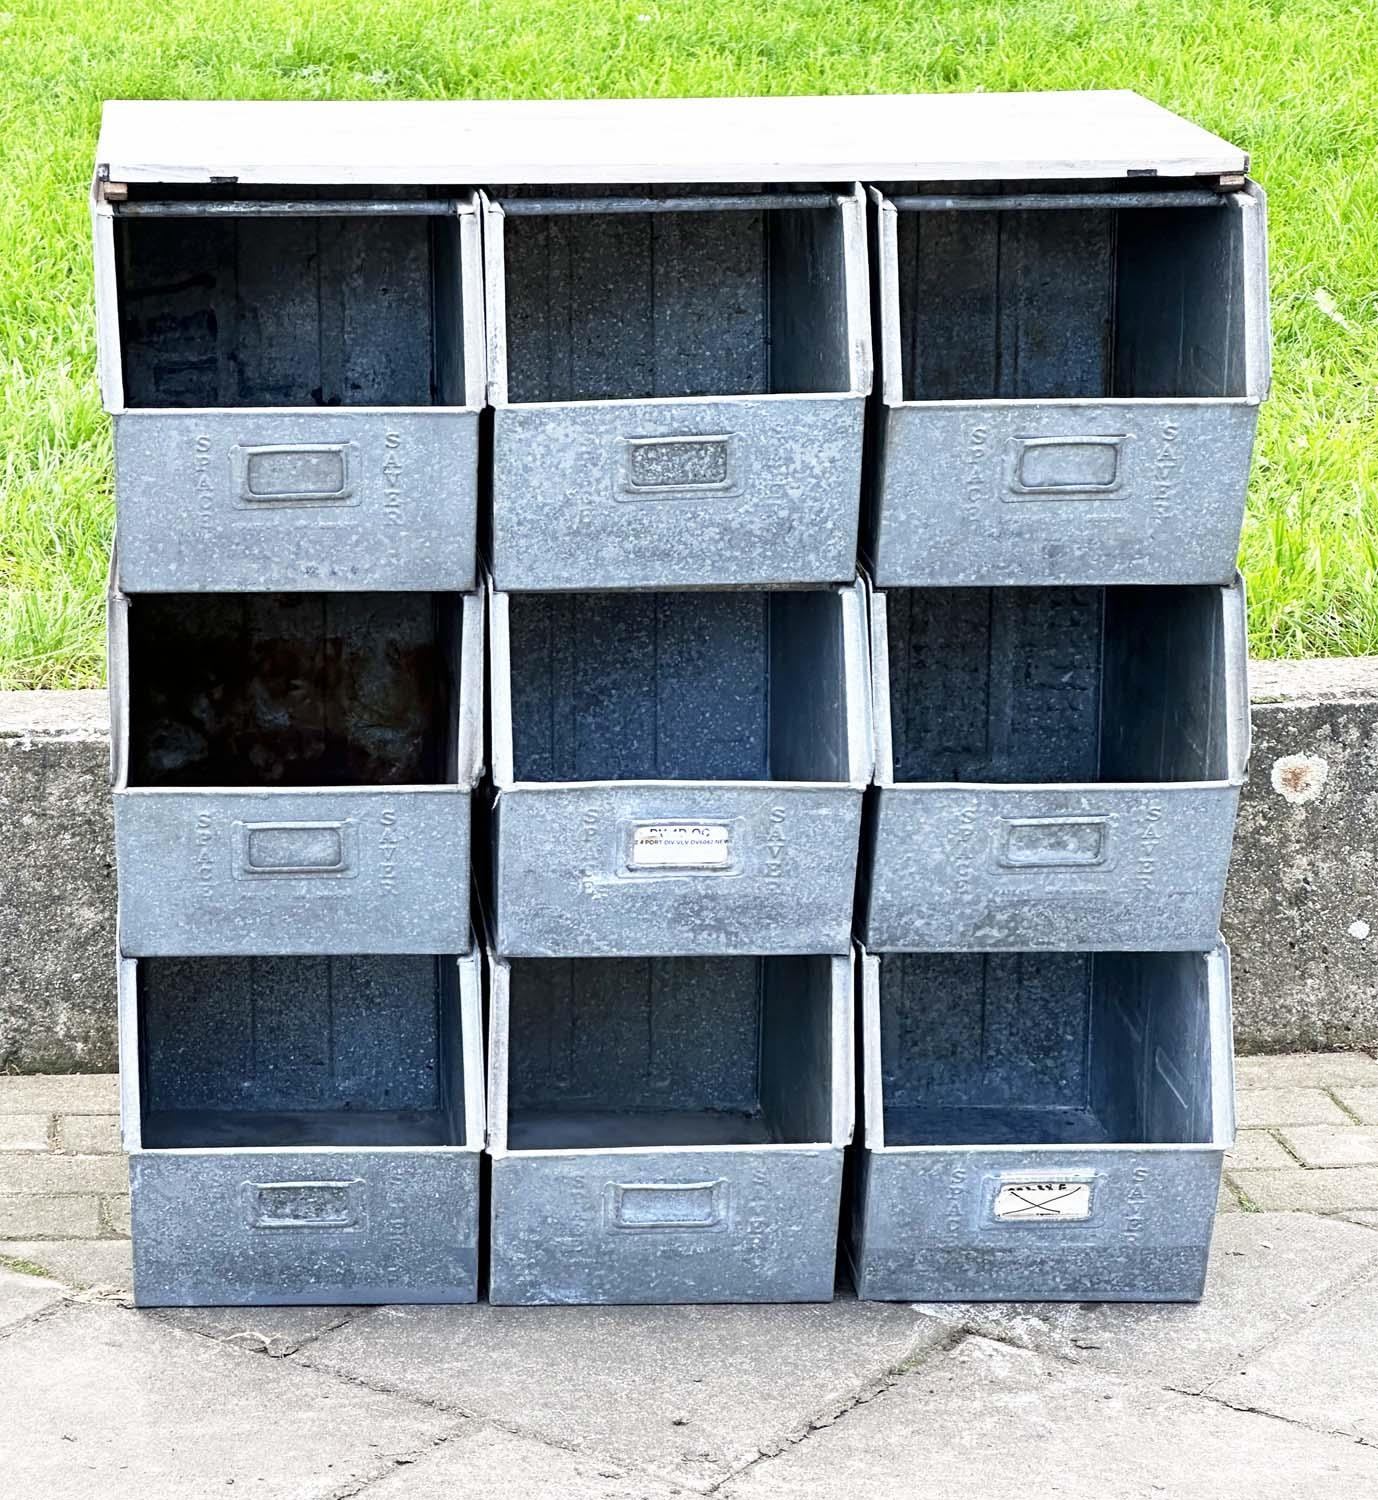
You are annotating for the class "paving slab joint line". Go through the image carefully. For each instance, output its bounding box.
[324,1420,473,1500]
[0,1287,74,1344]
[1268,1128,1308,1167]
[1196,1255,1378,1409]
[1324,1087,1366,1125]
[1226,1172,1264,1211]
[157,1307,366,1358]
[701,1324,969,1494]
[1192,1384,1378,1450]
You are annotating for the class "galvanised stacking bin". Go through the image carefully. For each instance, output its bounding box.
[483,186,871,590]
[109,573,483,956]
[861,576,1249,952]
[92,189,485,593]
[847,942,1234,1302]
[119,947,485,1306]
[487,949,853,1305]
[866,184,1269,587]
[489,579,871,956]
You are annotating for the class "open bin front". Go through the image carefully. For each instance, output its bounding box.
[849,942,1234,1303]
[487,950,853,1305]
[119,948,485,1306]
[109,574,484,956]
[867,184,1269,587]
[93,188,484,592]
[485,187,871,589]
[862,575,1249,951]
[490,579,871,956]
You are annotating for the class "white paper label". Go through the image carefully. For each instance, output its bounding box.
[629,823,732,869]
[993,1181,1092,1222]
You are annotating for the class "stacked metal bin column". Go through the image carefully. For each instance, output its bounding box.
[94,187,489,1305]
[482,184,872,1304]
[849,178,1270,1301]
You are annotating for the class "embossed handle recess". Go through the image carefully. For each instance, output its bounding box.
[606,1180,729,1231]
[619,435,737,497]
[999,816,1109,869]
[1007,435,1126,497]
[236,821,355,878]
[248,1180,361,1230]
[233,442,357,506]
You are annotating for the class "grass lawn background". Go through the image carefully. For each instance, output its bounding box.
[1,0,1375,687]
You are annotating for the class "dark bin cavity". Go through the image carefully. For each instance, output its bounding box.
[136,954,469,1149]
[125,592,463,788]
[504,955,837,1150]
[883,584,1230,786]
[507,589,853,785]
[894,199,1251,403]
[500,197,851,404]
[115,200,470,409]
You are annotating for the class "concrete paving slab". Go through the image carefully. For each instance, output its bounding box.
[1217,1177,1241,1211]
[355,1425,689,1498]
[0,1114,50,1151]
[0,1264,66,1332]
[2,1238,132,1293]
[719,1335,1378,1500]
[1234,1052,1378,1088]
[0,1302,459,1500]
[158,1304,366,1357]
[1211,1269,1378,1443]
[908,1212,1378,1395]
[1235,1087,1351,1127]
[0,1193,101,1239]
[0,1075,117,1114]
[56,1114,120,1154]
[300,1298,947,1492]
[1226,1129,1295,1170]
[1334,1085,1378,1124]
[1339,1210,1378,1229]
[1279,1124,1378,1167]
[0,1152,127,1195]
[101,1193,130,1236]
[1232,1167,1378,1212]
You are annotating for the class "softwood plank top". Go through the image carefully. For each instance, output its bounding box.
[96,91,1246,186]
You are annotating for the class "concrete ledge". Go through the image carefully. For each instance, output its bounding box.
[1,667,1376,1069]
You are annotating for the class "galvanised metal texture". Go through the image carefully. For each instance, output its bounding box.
[109,578,484,955]
[847,943,1234,1302]
[485,187,871,590]
[119,949,486,1306]
[93,192,485,592]
[861,575,1249,951]
[486,949,853,1304]
[489,578,872,956]
[865,184,1270,587]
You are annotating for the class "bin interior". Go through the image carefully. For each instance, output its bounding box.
[501,198,851,402]
[504,955,835,1149]
[137,955,468,1149]
[876,950,1216,1148]
[126,593,460,788]
[893,198,1250,401]
[507,590,851,783]
[115,204,468,407]
[884,585,1230,785]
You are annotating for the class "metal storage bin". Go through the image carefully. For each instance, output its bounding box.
[119,947,485,1306]
[848,942,1234,1302]
[490,580,871,956]
[487,949,853,1304]
[484,187,871,590]
[110,577,484,955]
[862,576,1249,952]
[866,184,1269,586]
[93,191,485,592]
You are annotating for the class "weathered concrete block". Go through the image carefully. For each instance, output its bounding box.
[1231,1167,1378,1212]
[1277,1125,1378,1168]
[0,1075,118,1114]
[0,661,1376,1069]
[0,1153,128,1197]
[56,1115,120,1155]
[0,692,115,1073]
[1235,1087,1351,1128]
[0,1115,50,1152]
[0,1194,102,1240]
[1224,658,1378,1051]
[1334,1086,1378,1124]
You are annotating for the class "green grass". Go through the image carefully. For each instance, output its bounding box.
[2,0,1375,684]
